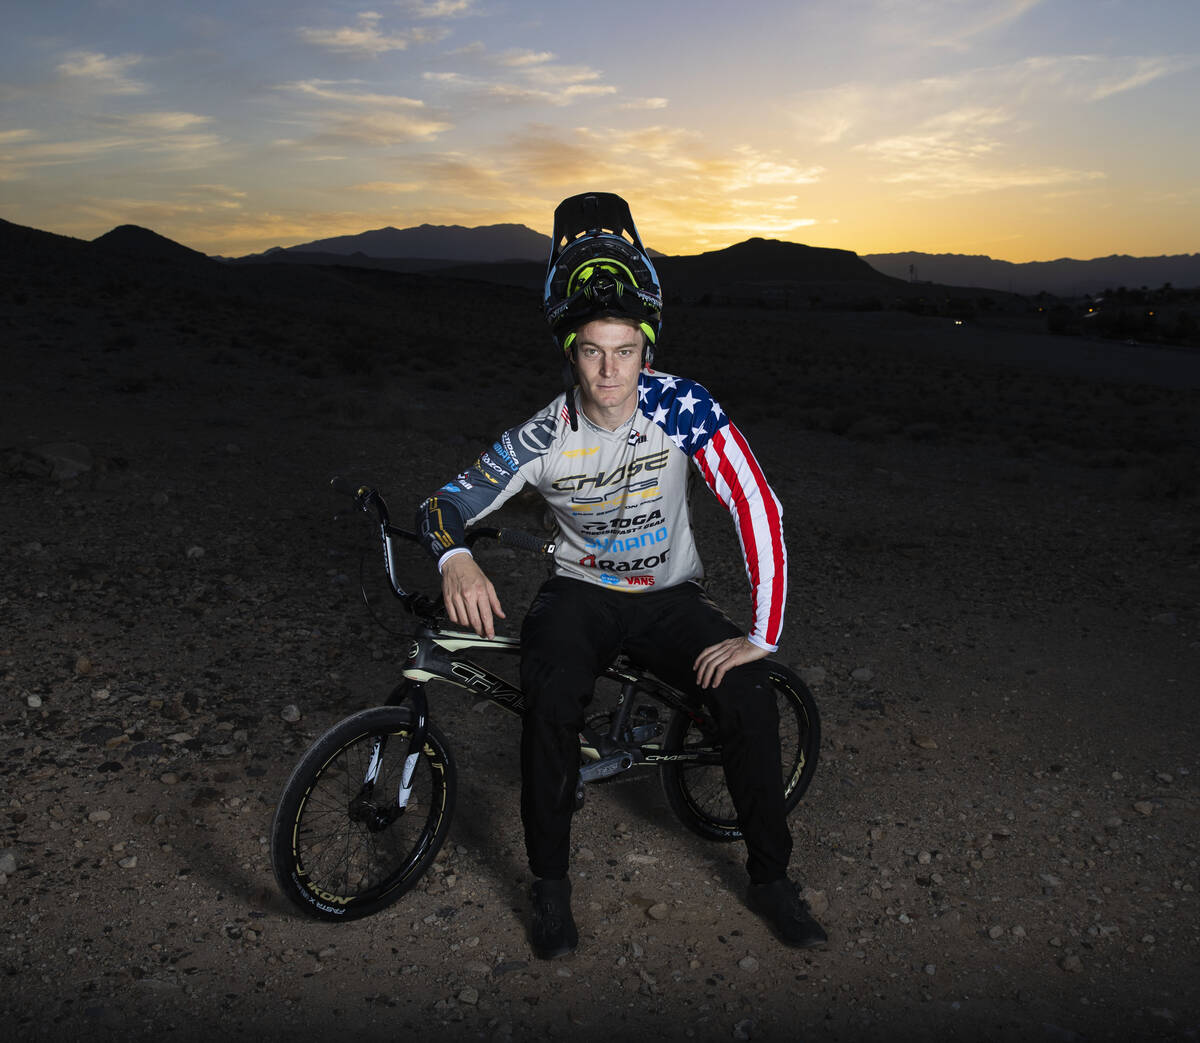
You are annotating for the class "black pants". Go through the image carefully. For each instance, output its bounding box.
[519,576,793,884]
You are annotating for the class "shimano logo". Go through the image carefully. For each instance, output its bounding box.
[585,526,668,555]
[490,441,517,470]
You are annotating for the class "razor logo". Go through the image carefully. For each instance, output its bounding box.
[477,451,512,481]
[578,548,671,572]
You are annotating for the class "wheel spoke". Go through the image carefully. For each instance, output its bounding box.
[271,707,455,919]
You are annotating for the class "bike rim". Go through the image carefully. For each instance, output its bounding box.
[285,726,448,912]
[677,682,810,827]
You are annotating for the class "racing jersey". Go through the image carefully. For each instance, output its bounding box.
[416,369,787,651]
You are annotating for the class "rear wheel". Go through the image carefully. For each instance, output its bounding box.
[659,664,819,843]
[270,706,456,921]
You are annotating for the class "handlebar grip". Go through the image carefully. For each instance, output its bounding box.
[497,528,555,555]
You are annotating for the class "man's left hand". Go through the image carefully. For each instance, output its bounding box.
[693,636,768,690]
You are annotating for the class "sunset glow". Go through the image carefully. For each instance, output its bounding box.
[2,0,1197,262]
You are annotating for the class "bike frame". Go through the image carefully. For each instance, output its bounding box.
[337,479,719,812]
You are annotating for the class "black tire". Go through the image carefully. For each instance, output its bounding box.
[270,706,456,921]
[659,664,820,843]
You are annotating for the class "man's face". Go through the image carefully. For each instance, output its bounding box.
[571,318,644,424]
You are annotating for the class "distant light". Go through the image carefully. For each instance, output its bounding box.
[954,319,963,326]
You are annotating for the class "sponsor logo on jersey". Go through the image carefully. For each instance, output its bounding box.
[626,430,647,447]
[567,486,663,515]
[584,526,668,555]
[517,416,557,454]
[490,441,517,471]
[577,548,671,572]
[624,575,655,587]
[600,573,620,585]
[579,510,664,535]
[551,449,670,495]
[477,451,511,481]
[563,447,600,458]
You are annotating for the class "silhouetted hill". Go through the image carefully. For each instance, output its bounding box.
[865,251,1200,297]
[93,224,214,265]
[660,238,894,297]
[0,217,93,266]
[232,250,468,274]
[426,238,909,305]
[275,222,551,263]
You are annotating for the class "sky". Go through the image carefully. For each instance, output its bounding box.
[2,0,1198,261]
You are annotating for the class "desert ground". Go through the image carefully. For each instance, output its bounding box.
[2,242,1198,1041]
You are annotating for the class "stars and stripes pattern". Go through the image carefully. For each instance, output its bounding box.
[637,371,787,651]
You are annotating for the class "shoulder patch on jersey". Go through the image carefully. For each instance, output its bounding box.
[637,372,728,455]
[496,411,560,471]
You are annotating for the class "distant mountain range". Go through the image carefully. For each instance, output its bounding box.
[265,222,552,263]
[246,223,1199,297]
[6,215,1196,300]
[863,251,1200,297]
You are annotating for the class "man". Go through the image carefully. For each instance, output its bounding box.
[417,192,826,958]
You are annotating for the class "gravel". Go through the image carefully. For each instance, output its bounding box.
[1,262,1197,1041]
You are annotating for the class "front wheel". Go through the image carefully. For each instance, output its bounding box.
[270,706,456,921]
[659,664,820,843]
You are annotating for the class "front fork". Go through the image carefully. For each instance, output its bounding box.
[349,682,431,830]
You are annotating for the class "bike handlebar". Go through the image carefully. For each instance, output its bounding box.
[330,476,555,617]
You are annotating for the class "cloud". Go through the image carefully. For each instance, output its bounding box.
[56,51,147,94]
[853,100,1107,196]
[1088,55,1200,100]
[499,50,556,68]
[297,13,447,57]
[275,80,452,145]
[399,0,478,16]
[349,180,424,193]
[182,184,248,210]
[421,48,618,108]
[112,112,213,132]
[318,110,452,144]
[621,98,669,111]
[281,80,429,109]
[0,110,223,181]
[873,0,1044,51]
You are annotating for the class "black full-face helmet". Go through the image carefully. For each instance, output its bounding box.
[543,192,662,366]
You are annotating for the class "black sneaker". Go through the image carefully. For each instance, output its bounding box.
[530,877,578,959]
[746,878,828,949]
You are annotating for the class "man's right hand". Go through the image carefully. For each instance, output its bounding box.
[440,553,506,639]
